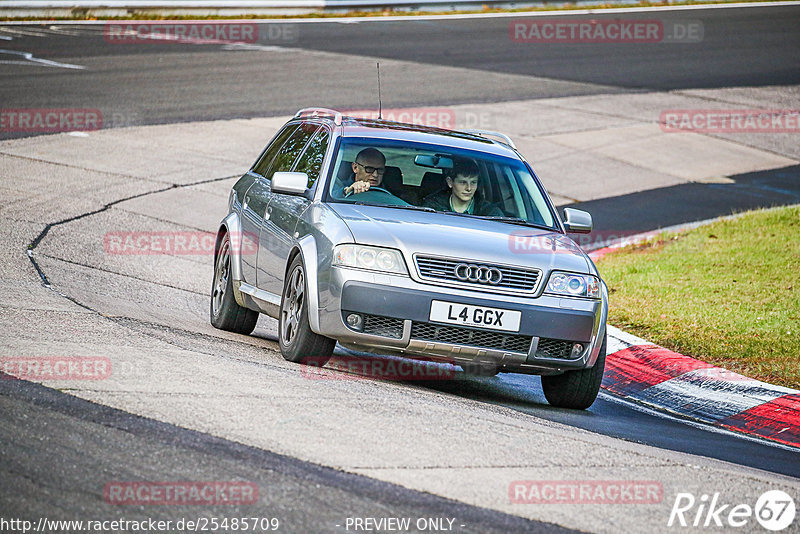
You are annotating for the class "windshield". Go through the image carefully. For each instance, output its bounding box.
[326,137,556,228]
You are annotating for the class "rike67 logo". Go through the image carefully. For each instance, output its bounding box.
[668,490,796,531]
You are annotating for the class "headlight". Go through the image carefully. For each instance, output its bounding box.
[545,271,600,299]
[332,244,408,275]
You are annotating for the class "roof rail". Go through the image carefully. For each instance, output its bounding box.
[461,129,517,149]
[294,107,342,126]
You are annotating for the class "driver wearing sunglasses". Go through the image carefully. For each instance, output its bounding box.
[342,147,387,196]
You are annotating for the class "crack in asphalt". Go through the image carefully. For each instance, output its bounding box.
[110,206,228,234]
[0,150,147,179]
[21,172,265,379]
[25,173,236,288]
[108,316,285,364]
[38,253,208,296]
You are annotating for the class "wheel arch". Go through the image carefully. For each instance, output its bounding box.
[216,212,247,307]
[286,235,322,334]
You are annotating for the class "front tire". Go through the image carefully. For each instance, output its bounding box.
[278,256,335,365]
[541,333,606,410]
[210,232,258,335]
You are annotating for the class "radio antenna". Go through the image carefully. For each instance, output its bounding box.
[377,62,382,120]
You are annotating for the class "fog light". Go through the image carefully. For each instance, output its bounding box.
[571,343,584,357]
[346,313,363,331]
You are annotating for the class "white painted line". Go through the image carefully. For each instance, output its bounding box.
[0,49,85,69]
[0,26,51,36]
[221,42,292,51]
[0,1,796,25]
[46,25,107,35]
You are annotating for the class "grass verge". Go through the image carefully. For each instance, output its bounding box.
[596,205,800,390]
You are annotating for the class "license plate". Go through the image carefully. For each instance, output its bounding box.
[429,300,521,332]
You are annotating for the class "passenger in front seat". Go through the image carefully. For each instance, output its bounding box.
[422,158,503,217]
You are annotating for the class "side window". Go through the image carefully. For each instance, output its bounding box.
[252,124,298,178]
[292,129,329,188]
[268,124,320,179]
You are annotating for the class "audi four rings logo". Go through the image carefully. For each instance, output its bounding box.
[454,263,503,285]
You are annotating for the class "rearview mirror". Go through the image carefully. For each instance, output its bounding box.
[272,172,309,195]
[562,208,593,234]
[414,154,453,169]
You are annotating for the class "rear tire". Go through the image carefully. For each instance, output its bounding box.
[278,256,335,365]
[541,333,606,410]
[210,232,258,335]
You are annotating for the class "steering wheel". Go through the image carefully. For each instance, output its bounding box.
[359,187,391,195]
[349,187,409,206]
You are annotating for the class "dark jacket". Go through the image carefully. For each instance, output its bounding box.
[421,189,504,217]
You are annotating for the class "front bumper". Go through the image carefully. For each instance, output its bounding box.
[317,266,607,374]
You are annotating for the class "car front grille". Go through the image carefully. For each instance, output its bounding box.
[362,314,404,339]
[414,255,540,293]
[352,314,583,360]
[410,322,533,353]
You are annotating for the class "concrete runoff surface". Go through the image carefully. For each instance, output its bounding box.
[2,88,800,533]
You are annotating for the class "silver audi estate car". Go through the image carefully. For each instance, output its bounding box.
[211,108,608,409]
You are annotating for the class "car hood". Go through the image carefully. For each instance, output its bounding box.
[329,203,591,274]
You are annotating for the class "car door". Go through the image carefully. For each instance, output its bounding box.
[256,122,322,296]
[238,124,299,286]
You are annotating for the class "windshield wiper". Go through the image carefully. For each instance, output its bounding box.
[480,215,553,230]
[435,211,553,230]
[353,202,436,213]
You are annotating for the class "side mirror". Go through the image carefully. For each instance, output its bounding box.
[272,172,309,195]
[563,208,593,234]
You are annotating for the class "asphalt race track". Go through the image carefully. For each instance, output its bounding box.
[1,5,799,132]
[1,4,800,533]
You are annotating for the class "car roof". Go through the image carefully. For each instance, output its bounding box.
[291,109,521,159]
[336,117,520,158]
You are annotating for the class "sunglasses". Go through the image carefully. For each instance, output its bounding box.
[354,161,386,175]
